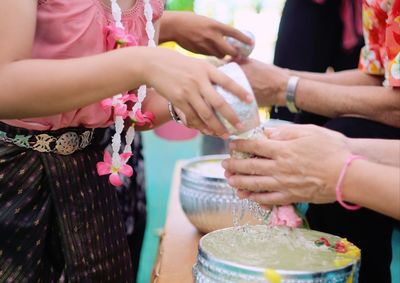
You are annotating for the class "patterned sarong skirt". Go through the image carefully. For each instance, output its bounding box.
[0,123,134,282]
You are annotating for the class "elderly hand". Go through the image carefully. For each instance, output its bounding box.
[240,59,290,107]
[160,11,253,59]
[222,125,351,205]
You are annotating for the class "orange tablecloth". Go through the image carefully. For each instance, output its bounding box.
[151,161,202,283]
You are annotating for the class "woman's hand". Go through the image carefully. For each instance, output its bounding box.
[159,11,253,58]
[240,59,289,107]
[222,125,351,205]
[173,106,215,136]
[143,48,252,137]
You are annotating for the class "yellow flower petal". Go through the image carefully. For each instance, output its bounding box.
[334,257,353,267]
[336,238,361,259]
[363,9,375,30]
[369,62,381,74]
[264,269,282,283]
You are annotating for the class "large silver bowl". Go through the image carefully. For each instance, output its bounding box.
[193,225,361,283]
[180,155,263,234]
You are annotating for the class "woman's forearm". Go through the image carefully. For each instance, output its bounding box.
[343,160,400,220]
[0,47,154,119]
[290,69,383,86]
[348,138,400,167]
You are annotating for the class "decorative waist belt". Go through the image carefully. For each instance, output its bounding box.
[0,124,95,155]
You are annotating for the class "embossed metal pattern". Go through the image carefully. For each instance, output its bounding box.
[215,63,260,136]
[0,129,94,155]
[180,155,262,233]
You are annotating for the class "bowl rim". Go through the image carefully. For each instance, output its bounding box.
[197,225,359,277]
[181,154,230,183]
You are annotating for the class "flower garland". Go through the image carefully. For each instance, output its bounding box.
[97,0,155,186]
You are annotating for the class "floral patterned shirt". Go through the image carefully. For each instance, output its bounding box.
[359,0,400,87]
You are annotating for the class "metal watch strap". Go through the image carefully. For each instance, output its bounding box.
[286,76,301,113]
[168,102,183,124]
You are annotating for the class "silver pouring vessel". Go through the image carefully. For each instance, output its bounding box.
[215,62,260,136]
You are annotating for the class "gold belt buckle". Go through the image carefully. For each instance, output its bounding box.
[32,134,57,153]
[80,130,93,149]
[55,132,80,155]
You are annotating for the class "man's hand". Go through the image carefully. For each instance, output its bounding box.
[159,11,253,58]
[240,59,290,107]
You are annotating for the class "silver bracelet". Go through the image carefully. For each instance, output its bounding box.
[168,102,183,124]
[286,76,301,113]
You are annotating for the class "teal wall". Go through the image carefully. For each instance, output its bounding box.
[137,131,201,283]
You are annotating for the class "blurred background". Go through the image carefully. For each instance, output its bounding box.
[137,1,400,282]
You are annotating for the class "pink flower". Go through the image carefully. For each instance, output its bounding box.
[114,104,129,118]
[101,95,130,119]
[121,93,138,103]
[268,205,303,228]
[132,110,155,127]
[101,98,114,109]
[315,237,331,247]
[96,151,133,187]
[105,25,138,49]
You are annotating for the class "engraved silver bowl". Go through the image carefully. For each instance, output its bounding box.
[193,226,361,283]
[179,155,263,234]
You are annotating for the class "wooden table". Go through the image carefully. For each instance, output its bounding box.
[151,161,202,283]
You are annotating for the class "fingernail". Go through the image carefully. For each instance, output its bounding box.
[221,160,227,168]
[221,133,230,140]
[203,129,212,135]
[261,205,271,211]
[229,142,236,150]
[264,127,277,138]
[235,123,244,130]
[227,177,234,186]
[224,171,230,179]
[246,95,254,103]
[269,130,281,139]
[237,193,245,200]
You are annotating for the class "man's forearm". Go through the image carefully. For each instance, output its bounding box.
[158,11,176,44]
[294,79,400,127]
[290,69,383,86]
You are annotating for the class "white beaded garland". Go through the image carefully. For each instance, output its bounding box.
[109,0,155,182]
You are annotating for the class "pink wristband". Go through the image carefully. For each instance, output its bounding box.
[335,154,366,211]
